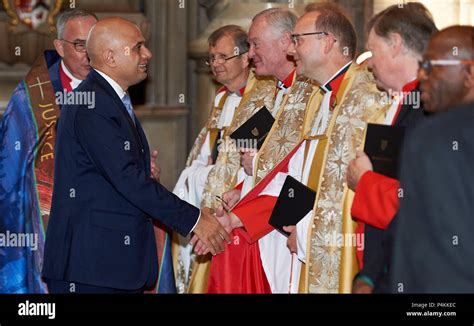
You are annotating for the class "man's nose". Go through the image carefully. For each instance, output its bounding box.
[248,45,255,59]
[211,60,222,67]
[142,46,153,59]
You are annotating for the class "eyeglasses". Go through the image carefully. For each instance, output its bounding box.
[60,39,87,53]
[205,51,248,66]
[291,32,336,46]
[419,59,474,75]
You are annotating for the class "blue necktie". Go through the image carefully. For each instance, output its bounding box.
[121,94,136,125]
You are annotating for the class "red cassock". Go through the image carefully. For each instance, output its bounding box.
[207,142,303,293]
[351,172,400,268]
[352,171,400,230]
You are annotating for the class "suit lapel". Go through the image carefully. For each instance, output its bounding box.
[91,70,146,157]
[135,118,151,174]
[91,70,128,113]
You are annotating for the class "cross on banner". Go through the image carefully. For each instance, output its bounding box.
[29,77,51,100]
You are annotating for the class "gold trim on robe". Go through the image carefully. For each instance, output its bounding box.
[253,75,319,186]
[298,63,391,293]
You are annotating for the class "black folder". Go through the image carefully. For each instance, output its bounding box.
[210,132,220,164]
[229,106,275,150]
[269,176,316,236]
[364,123,405,179]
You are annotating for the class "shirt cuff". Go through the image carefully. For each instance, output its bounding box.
[354,273,375,288]
[189,210,201,233]
[296,210,312,263]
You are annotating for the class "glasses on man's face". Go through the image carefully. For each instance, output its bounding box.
[291,32,335,46]
[205,51,248,66]
[60,39,87,53]
[419,59,474,75]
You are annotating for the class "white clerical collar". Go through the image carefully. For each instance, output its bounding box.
[320,60,352,93]
[61,60,83,90]
[94,68,126,100]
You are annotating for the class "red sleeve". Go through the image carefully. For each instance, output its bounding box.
[235,181,243,191]
[351,171,399,230]
[232,195,278,243]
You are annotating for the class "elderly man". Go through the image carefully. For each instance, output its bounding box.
[345,3,437,293]
[0,9,97,293]
[42,17,230,294]
[238,8,300,193]
[390,25,474,293]
[172,25,251,293]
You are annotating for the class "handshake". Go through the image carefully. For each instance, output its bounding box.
[190,189,243,256]
[151,150,242,256]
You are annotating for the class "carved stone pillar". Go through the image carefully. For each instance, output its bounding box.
[335,0,374,54]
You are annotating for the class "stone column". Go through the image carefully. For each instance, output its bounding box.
[335,0,374,55]
[139,0,192,188]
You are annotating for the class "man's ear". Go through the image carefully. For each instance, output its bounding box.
[323,34,336,55]
[240,52,250,68]
[388,32,403,57]
[103,49,117,68]
[279,32,293,52]
[53,39,65,58]
[464,65,474,89]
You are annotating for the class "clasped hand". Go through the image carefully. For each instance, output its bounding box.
[191,206,242,256]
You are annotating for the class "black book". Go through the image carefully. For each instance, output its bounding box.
[210,130,221,164]
[364,123,405,179]
[269,176,316,236]
[229,106,275,150]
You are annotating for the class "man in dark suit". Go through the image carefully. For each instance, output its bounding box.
[389,25,474,293]
[42,17,230,293]
[346,3,437,293]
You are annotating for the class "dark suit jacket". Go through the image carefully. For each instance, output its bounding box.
[358,88,427,291]
[45,50,63,94]
[42,70,199,290]
[389,102,474,293]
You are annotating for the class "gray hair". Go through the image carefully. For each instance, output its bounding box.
[367,3,437,56]
[56,9,98,39]
[208,25,249,55]
[252,8,297,36]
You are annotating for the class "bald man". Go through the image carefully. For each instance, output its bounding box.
[389,25,474,293]
[42,17,229,293]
